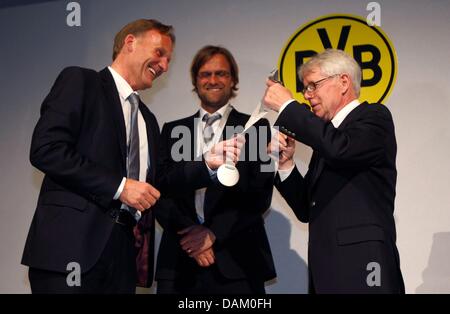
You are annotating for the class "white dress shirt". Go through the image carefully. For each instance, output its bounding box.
[108,67,149,218]
[195,104,233,223]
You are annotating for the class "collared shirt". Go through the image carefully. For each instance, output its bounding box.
[108,67,149,217]
[330,99,360,128]
[196,104,232,155]
[278,99,360,182]
[195,103,233,223]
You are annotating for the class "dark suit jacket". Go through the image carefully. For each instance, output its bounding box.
[154,109,276,283]
[22,67,159,286]
[275,101,404,293]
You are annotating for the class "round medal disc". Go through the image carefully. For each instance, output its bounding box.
[217,164,239,187]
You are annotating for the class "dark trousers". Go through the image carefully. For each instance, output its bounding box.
[29,223,137,294]
[157,264,265,294]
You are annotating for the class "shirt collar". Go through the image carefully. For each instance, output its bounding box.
[108,66,138,102]
[331,99,360,128]
[199,103,231,120]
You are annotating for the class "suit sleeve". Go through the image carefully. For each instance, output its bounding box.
[156,122,213,197]
[206,118,275,243]
[153,198,197,233]
[274,166,309,223]
[153,122,205,231]
[276,101,395,169]
[30,67,122,208]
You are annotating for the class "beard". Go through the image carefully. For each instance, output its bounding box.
[197,90,232,111]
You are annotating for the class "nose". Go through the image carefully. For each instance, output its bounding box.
[304,91,313,101]
[208,74,219,85]
[159,57,170,72]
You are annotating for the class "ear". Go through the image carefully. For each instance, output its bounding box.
[340,73,351,94]
[123,34,136,53]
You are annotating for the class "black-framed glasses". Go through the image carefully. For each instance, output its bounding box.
[198,70,230,80]
[302,74,340,95]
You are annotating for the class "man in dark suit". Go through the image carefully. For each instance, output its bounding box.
[154,46,276,294]
[264,49,404,293]
[22,19,174,293]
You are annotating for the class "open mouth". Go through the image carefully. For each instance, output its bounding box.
[206,85,223,92]
[147,65,158,78]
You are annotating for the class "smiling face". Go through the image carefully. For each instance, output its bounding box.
[115,29,173,91]
[195,53,235,113]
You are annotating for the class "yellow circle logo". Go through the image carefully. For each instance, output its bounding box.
[278,14,397,104]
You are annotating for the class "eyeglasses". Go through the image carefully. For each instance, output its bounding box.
[302,74,340,95]
[198,70,231,80]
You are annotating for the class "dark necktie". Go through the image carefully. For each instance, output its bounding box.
[202,113,222,144]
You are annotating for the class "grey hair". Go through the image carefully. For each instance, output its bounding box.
[298,49,362,97]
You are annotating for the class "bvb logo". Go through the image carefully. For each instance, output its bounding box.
[278,14,397,104]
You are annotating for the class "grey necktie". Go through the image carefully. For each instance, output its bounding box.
[202,113,222,144]
[127,93,140,182]
[127,93,140,217]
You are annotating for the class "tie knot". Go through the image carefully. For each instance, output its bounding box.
[203,113,221,126]
[128,93,140,108]
[202,113,221,144]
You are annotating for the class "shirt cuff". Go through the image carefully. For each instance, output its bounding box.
[113,177,127,200]
[205,161,218,178]
[279,99,296,115]
[278,163,295,182]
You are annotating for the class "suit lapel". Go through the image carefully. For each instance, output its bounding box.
[181,113,199,214]
[140,103,156,183]
[337,101,367,130]
[191,111,200,160]
[220,109,247,140]
[308,151,322,194]
[100,68,127,170]
[308,102,367,190]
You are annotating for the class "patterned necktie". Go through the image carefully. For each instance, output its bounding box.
[202,113,222,144]
[127,93,140,181]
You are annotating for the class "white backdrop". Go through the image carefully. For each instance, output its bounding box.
[0,0,449,293]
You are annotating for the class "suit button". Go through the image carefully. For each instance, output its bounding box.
[291,133,296,137]
[110,210,119,219]
[311,201,316,207]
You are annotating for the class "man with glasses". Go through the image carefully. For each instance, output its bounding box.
[264,49,404,293]
[154,45,276,294]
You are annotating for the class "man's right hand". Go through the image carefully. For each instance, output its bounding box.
[119,178,160,212]
[204,135,245,170]
[263,78,294,112]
